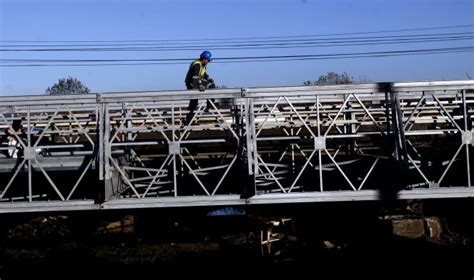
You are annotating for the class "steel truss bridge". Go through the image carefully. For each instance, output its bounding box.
[0,80,473,213]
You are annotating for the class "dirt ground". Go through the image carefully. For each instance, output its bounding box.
[0,199,473,279]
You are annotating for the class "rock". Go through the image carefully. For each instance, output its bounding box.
[392,218,424,239]
[97,215,135,234]
[322,240,336,249]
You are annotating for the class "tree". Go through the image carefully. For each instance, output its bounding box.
[304,72,353,86]
[46,76,90,95]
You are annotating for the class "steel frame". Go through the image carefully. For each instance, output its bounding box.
[0,80,472,212]
[0,95,98,204]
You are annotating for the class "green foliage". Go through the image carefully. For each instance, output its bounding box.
[7,216,71,241]
[46,76,90,95]
[304,72,354,86]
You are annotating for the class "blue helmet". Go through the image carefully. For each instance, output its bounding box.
[200,50,212,62]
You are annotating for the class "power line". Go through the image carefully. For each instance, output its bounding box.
[1,33,473,52]
[1,46,472,67]
[1,36,472,52]
[1,24,473,44]
[2,25,472,68]
[2,32,473,48]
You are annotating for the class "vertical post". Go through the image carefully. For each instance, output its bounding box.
[290,113,295,173]
[317,96,323,191]
[245,99,253,175]
[390,90,409,189]
[242,95,256,198]
[27,106,32,202]
[250,99,258,178]
[171,101,178,196]
[103,103,114,201]
[462,89,471,187]
[343,94,348,154]
[173,155,177,197]
[171,101,175,141]
[104,103,111,180]
[462,89,469,131]
[98,102,104,180]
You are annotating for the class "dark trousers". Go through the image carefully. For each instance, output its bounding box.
[185,81,216,125]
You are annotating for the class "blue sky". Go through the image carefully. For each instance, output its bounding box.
[0,0,473,95]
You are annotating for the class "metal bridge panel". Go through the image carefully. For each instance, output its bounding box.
[0,80,472,211]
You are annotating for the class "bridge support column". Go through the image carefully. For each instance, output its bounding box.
[241,91,256,198]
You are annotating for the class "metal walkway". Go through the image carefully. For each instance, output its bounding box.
[0,80,473,213]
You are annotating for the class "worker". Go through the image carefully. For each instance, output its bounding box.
[184,50,216,125]
[4,119,24,158]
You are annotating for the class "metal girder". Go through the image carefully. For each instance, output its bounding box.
[101,187,474,210]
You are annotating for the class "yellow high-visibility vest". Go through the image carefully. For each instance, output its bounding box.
[190,60,207,78]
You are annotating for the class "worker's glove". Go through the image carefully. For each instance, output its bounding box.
[198,84,206,92]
